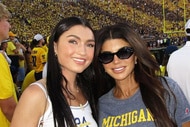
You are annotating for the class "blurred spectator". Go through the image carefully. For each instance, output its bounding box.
[23,41,32,74]
[21,34,47,93]
[0,40,12,65]
[0,3,17,127]
[6,31,26,97]
[167,19,190,103]
[21,69,35,93]
[6,31,20,82]
[14,38,26,96]
[30,34,47,81]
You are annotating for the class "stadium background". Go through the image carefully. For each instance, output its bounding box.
[1,0,190,43]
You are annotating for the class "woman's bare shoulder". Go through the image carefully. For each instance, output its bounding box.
[19,79,47,108]
[10,79,48,127]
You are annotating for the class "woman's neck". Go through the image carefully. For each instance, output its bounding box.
[113,78,139,99]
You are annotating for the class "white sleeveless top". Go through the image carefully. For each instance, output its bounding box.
[31,82,97,127]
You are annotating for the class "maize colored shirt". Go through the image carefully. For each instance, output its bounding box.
[31,47,47,73]
[21,70,35,92]
[6,41,16,55]
[0,53,18,127]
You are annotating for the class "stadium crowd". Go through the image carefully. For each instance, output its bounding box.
[1,0,190,44]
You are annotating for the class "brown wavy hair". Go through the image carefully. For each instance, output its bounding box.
[93,23,177,127]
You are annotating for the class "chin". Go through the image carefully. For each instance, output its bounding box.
[113,75,128,81]
[74,68,86,73]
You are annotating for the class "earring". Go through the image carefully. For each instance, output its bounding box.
[135,60,137,64]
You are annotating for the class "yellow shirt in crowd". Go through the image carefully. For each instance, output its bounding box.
[0,53,18,127]
[31,47,47,73]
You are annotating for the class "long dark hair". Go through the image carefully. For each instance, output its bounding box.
[93,23,177,127]
[47,17,97,127]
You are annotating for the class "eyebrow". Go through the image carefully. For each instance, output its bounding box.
[67,35,95,43]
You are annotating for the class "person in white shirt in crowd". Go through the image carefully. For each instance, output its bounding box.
[167,19,190,104]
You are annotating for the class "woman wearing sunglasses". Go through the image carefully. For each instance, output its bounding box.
[93,23,190,127]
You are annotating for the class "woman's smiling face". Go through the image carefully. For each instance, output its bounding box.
[54,25,95,75]
[101,39,137,81]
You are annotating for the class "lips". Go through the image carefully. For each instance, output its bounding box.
[73,58,86,64]
[112,66,125,73]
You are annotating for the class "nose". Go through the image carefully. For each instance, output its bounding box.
[77,44,86,55]
[112,54,120,64]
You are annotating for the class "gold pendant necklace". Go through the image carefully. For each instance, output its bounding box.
[79,103,84,110]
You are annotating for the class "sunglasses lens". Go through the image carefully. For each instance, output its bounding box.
[98,47,134,64]
[117,47,133,59]
[98,52,113,64]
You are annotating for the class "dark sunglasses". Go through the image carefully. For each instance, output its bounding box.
[98,46,134,64]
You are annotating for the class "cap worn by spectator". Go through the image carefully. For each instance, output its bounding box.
[1,40,8,43]
[9,31,17,37]
[0,40,8,45]
[34,34,43,41]
[185,19,190,36]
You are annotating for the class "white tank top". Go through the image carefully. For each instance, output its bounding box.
[32,82,97,127]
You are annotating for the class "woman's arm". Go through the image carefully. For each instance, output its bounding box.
[10,84,47,127]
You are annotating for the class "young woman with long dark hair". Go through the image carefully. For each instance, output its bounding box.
[11,17,98,127]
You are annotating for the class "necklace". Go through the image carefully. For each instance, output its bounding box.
[65,86,85,110]
[76,86,79,93]
[79,104,84,110]
[68,97,85,110]
[67,85,80,93]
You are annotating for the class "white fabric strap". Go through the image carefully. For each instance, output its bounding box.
[30,82,48,98]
